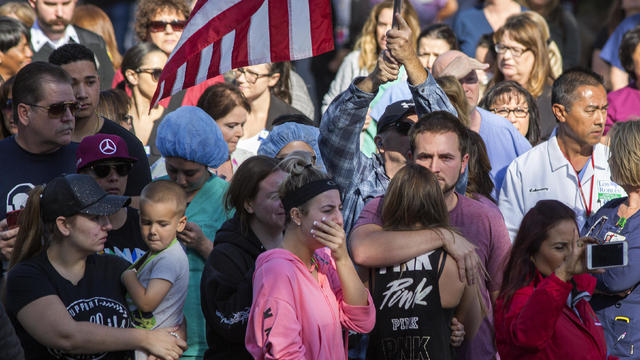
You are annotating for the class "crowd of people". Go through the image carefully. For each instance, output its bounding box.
[1,0,640,359]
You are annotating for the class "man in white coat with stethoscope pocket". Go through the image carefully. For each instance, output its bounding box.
[499,69,626,242]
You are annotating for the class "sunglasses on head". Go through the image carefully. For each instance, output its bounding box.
[25,101,79,117]
[89,162,133,178]
[148,20,187,33]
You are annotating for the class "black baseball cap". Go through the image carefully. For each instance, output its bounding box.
[41,174,130,222]
[376,100,416,134]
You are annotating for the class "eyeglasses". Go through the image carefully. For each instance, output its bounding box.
[233,68,272,84]
[89,162,133,178]
[25,101,79,117]
[148,20,187,33]
[380,120,413,136]
[136,68,162,82]
[494,43,529,58]
[491,107,529,118]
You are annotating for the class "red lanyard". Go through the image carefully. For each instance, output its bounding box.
[562,152,595,217]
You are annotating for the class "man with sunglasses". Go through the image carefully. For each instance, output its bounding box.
[0,62,78,266]
[27,0,114,90]
[76,134,148,264]
[432,50,531,199]
[49,43,151,197]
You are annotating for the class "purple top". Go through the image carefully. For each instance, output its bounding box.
[353,193,512,360]
[370,0,447,26]
[605,83,640,135]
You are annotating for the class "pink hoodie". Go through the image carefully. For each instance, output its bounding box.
[245,247,375,360]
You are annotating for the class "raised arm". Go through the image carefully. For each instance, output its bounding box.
[17,295,186,359]
[385,14,457,117]
[350,199,481,285]
[319,50,399,189]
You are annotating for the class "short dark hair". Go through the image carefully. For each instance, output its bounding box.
[409,110,468,155]
[551,68,604,112]
[0,16,28,53]
[48,43,97,69]
[13,62,72,122]
[620,26,640,81]
[197,82,251,121]
[479,80,541,145]
[418,23,459,50]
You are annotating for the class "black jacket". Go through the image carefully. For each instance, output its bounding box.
[201,215,266,360]
[32,25,115,90]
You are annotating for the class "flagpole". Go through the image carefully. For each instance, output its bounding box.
[391,0,402,29]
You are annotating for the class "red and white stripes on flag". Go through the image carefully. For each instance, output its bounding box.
[151,0,334,107]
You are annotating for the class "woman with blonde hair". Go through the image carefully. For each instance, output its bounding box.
[583,119,640,358]
[72,4,123,70]
[321,0,419,112]
[491,13,556,139]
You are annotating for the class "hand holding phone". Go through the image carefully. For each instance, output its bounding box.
[391,0,402,29]
[587,241,628,270]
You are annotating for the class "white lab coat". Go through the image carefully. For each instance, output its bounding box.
[498,136,626,241]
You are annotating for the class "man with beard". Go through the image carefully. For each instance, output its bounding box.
[0,62,78,265]
[49,43,151,196]
[27,0,114,89]
[499,69,626,241]
[351,111,511,360]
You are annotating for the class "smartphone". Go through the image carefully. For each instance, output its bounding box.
[6,209,23,229]
[391,0,402,29]
[587,241,628,270]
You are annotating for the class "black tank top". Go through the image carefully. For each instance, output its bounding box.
[367,248,454,360]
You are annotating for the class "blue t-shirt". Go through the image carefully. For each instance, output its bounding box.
[477,107,531,199]
[452,5,527,57]
[601,14,640,70]
[0,136,78,219]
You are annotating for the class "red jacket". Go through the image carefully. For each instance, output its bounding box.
[494,272,615,360]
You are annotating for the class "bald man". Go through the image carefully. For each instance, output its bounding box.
[433,50,531,198]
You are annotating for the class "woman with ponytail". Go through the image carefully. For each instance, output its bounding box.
[245,155,375,359]
[5,174,186,360]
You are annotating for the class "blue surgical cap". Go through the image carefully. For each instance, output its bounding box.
[156,106,229,168]
[258,122,325,170]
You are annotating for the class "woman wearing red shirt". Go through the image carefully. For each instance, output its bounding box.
[494,200,615,360]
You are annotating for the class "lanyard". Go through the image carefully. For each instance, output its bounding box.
[562,152,595,218]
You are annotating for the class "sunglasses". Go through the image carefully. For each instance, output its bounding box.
[148,20,187,33]
[25,101,79,117]
[89,163,133,178]
[136,68,162,82]
[380,121,413,136]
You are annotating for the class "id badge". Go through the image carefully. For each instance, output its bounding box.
[604,231,627,243]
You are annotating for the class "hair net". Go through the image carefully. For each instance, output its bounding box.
[258,122,325,170]
[156,106,229,168]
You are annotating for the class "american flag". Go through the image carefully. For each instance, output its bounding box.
[151,0,334,106]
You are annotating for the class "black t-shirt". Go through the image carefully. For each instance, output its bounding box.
[99,118,151,196]
[6,252,132,360]
[0,137,78,219]
[367,249,453,360]
[103,207,148,264]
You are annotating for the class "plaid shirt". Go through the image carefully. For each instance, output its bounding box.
[319,74,457,235]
